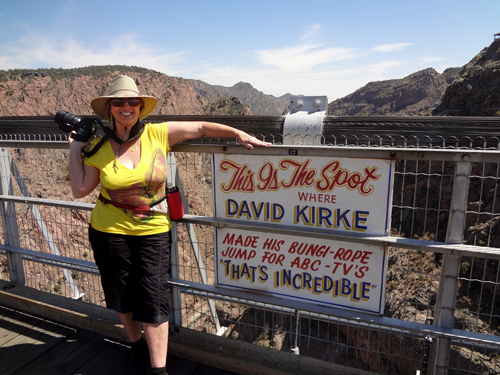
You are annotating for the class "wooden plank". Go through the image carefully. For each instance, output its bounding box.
[169,326,377,375]
[193,365,223,375]
[107,348,132,375]
[0,280,127,342]
[166,357,201,375]
[0,305,15,319]
[0,319,75,375]
[73,337,130,374]
[0,309,44,346]
[107,359,131,375]
[14,329,111,375]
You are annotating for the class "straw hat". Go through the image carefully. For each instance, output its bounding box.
[90,75,158,121]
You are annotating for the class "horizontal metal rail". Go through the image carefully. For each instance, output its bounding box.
[2,141,500,163]
[0,244,99,274]
[169,278,500,348]
[0,195,94,210]
[2,114,500,126]
[1,115,500,148]
[180,215,500,260]
[3,196,500,261]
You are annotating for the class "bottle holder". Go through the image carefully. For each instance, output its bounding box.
[166,186,184,220]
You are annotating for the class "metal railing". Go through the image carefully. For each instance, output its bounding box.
[1,116,500,375]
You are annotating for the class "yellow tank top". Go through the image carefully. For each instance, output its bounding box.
[84,122,172,235]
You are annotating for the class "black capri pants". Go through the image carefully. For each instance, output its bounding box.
[89,225,171,324]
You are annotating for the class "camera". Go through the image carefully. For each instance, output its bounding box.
[55,110,97,142]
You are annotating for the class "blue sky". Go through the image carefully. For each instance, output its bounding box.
[0,0,498,101]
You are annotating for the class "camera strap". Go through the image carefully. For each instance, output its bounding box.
[102,120,145,145]
[83,120,145,158]
[83,135,108,158]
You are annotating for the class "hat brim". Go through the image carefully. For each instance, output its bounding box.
[91,95,158,121]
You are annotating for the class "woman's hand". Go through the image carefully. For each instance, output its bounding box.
[237,131,272,149]
[68,132,92,152]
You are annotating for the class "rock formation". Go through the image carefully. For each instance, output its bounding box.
[433,38,500,116]
[0,67,206,117]
[192,80,290,115]
[328,68,460,116]
[202,96,252,115]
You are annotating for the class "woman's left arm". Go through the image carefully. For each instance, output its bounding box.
[167,121,271,149]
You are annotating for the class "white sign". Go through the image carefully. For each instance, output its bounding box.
[212,154,394,314]
[216,229,387,314]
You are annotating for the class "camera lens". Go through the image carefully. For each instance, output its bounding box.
[55,110,81,127]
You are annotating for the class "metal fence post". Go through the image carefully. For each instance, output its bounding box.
[0,148,25,284]
[430,161,471,375]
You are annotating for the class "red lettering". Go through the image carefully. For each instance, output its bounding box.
[279,159,316,188]
[316,161,380,195]
[234,235,243,246]
[257,162,280,191]
[223,233,235,244]
[290,257,321,271]
[300,258,311,270]
[262,251,285,265]
[360,251,372,264]
[297,192,337,204]
[220,161,256,193]
[333,247,346,260]
[290,256,301,268]
[343,264,354,275]
[311,260,321,271]
[355,266,369,278]
[333,248,372,263]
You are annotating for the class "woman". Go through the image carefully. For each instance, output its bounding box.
[68,75,270,375]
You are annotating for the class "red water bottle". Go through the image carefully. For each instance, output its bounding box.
[166,184,184,220]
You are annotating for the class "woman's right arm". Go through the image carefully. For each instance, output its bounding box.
[69,137,100,198]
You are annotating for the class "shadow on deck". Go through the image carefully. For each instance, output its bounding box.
[0,280,376,375]
[0,304,237,375]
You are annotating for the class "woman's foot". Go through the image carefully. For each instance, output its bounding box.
[150,366,167,375]
[128,337,151,375]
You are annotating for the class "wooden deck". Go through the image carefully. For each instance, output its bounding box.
[0,280,376,375]
[0,305,237,375]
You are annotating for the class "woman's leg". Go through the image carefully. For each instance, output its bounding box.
[143,321,169,368]
[120,312,150,375]
[119,312,143,342]
[89,227,149,373]
[134,231,171,369]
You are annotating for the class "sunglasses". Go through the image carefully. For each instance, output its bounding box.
[109,98,142,107]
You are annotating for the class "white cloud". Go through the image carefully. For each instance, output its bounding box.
[367,60,404,75]
[0,31,187,75]
[255,43,357,72]
[299,24,322,42]
[421,56,443,63]
[372,43,413,53]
